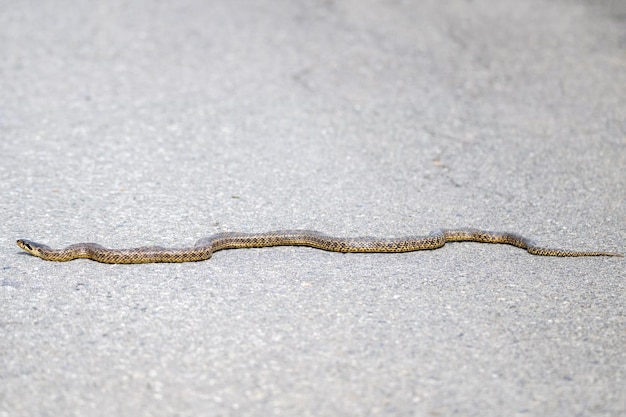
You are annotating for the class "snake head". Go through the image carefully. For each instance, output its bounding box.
[16,239,45,257]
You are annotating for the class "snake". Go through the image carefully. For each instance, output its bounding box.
[16,229,622,264]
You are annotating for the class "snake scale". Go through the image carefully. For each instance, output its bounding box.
[16,229,622,264]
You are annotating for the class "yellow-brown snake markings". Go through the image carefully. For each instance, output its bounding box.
[16,229,622,264]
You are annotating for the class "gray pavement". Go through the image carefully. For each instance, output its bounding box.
[1,0,625,416]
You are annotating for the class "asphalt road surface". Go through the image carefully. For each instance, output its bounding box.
[1,1,624,416]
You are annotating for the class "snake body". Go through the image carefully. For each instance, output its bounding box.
[16,229,621,264]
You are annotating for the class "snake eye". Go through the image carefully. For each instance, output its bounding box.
[19,240,33,250]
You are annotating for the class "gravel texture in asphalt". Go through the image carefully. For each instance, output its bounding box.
[1,1,624,416]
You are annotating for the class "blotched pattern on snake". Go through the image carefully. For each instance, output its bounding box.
[16,229,622,264]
